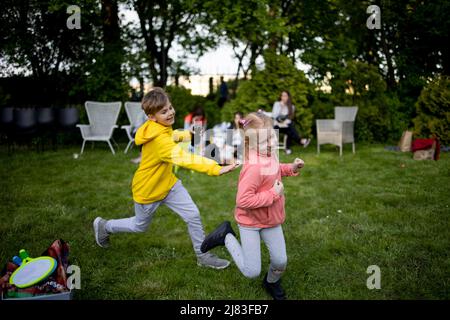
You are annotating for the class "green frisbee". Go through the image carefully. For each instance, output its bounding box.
[9,252,57,289]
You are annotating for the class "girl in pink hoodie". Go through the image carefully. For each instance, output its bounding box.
[201,112,304,300]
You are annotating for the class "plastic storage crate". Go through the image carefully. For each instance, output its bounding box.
[1,289,73,300]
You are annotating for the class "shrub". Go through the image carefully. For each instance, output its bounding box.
[326,60,409,143]
[413,76,450,145]
[222,51,314,137]
[165,86,222,129]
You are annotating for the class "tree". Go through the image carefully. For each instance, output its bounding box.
[222,51,313,137]
[287,0,449,89]
[100,0,125,99]
[0,0,129,103]
[82,0,127,101]
[131,0,216,87]
[0,0,100,80]
[205,0,291,94]
[413,76,450,145]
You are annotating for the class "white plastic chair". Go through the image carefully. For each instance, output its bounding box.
[121,102,147,154]
[76,101,121,155]
[316,106,358,156]
[259,111,288,150]
[277,133,288,150]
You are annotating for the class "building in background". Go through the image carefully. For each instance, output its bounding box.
[172,74,237,96]
[130,73,241,97]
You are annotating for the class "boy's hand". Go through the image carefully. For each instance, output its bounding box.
[219,163,240,175]
[292,158,304,172]
[273,179,284,196]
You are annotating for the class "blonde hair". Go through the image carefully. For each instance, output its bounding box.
[141,87,170,115]
[241,112,273,130]
[242,112,274,160]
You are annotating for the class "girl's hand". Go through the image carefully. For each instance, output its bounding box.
[292,158,304,172]
[273,179,284,196]
[219,163,240,175]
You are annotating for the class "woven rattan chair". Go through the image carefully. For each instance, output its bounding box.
[316,106,358,156]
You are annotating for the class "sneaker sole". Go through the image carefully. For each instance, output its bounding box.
[197,261,230,270]
[93,217,108,248]
[303,140,311,148]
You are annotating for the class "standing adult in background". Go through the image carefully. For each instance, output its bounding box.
[272,90,311,155]
[218,76,229,108]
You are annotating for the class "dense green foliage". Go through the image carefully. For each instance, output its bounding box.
[222,51,314,137]
[413,76,450,145]
[309,61,409,142]
[0,0,449,141]
[165,86,222,129]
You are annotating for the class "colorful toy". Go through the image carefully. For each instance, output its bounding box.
[12,256,22,266]
[9,249,57,289]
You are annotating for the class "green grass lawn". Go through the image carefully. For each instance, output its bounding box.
[1,142,449,299]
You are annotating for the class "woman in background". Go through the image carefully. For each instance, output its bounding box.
[272,90,310,155]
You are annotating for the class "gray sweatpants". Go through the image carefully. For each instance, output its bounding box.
[105,180,205,255]
[225,225,287,283]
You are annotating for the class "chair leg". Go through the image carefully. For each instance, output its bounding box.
[352,142,355,154]
[80,140,86,155]
[107,140,116,155]
[339,144,342,157]
[317,142,320,154]
[112,138,119,148]
[124,140,133,154]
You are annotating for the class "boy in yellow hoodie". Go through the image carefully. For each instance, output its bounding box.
[93,87,239,269]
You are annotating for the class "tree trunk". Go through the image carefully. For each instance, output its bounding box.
[101,0,123,95]
[101,0,120,48]
[135,1,174,88]
[268,4,279,50]
[381,29,396,89]
[232,43,249,98]
[244,43,260,79]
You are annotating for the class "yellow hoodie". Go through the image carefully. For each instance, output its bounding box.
[132,120,222,204]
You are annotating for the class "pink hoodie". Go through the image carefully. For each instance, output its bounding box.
[235,150,299,228]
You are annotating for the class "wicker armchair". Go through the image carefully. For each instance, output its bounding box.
[316,107,358,156]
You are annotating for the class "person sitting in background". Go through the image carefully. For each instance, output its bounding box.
[207,111,244,165]
[184,106,207,154]
[272,90,310,155]
[227,111,244,162]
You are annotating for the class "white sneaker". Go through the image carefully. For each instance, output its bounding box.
[93,217,110,248]
[197,252,230,269]
[302,138,311,148]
